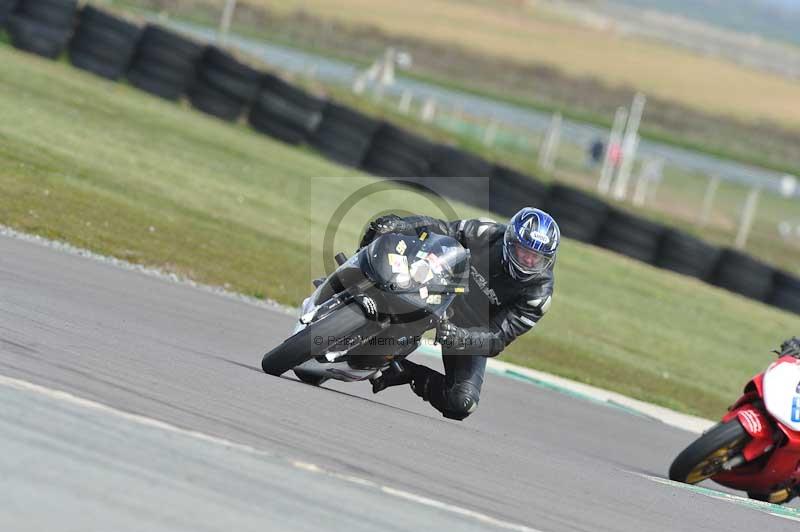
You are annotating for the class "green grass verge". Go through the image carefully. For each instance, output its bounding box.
[2,45,799,419]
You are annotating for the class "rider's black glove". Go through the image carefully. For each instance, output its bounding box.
[779,337,800,358]
[436,322,506,356]
[359,214,411,248]
[435,321,471,351]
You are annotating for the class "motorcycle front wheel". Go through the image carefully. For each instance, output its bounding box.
[261,303,371,376]
[668,419,748,484]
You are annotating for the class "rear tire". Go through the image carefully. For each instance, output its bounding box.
[261,303,371,376]
[669,419,749,484]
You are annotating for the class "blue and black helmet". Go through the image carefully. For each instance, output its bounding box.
[502,207,560,280]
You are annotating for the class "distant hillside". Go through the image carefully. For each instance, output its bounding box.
[612,0,800,46]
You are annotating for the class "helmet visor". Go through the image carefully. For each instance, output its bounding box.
[509,243,553,276]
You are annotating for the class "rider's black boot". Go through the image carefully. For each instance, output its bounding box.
[406,359,481,420]
[372,359,479,421]
[405,360,447,411]
[371,360,412,393]
[372,359,448,410]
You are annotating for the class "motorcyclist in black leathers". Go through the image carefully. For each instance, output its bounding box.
[361,207,560,420]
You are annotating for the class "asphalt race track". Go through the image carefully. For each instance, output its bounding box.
[1,233,798,531]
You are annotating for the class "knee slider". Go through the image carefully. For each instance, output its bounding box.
[443,382,480,420]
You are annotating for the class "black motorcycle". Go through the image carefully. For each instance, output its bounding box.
[261,232,470,385]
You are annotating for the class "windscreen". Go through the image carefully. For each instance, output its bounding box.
[366,233,470,294]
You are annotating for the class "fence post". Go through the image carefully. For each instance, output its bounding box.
[381,48,396,85]
[218,0,238,45]
[398,90,413,114]
[698,174,721,227]
[352,62,378,94]
[374,47,396,101]
[612,135,639,200]
[598,106,628,195]
[420,97,437,123]
[612,93,647,200]
[538,112,562,171]
[632,158,663,207]
[734,187,761,250]
[647,158,664,204]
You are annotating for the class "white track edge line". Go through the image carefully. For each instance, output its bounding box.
[631,471,800,522]
[0,373,542,532]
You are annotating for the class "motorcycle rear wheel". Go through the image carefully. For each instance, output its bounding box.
[669,419,748,484]
[261,303,370,376]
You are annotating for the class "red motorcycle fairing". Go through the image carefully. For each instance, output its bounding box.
[713,366,800,494]
[775,416,800,446]
[724,373,764,413]
[721,406,774,461]
[713,435,800,493]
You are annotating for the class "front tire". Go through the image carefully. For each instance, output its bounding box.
[669,419,749,484]
[261,303,371,376]
[293,368,328,386]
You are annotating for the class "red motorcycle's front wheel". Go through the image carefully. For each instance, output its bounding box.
[669,419,749,484]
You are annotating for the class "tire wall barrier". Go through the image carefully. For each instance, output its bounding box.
[69,6,141,80]
[7,0,77,59]
[2,3,797,315]
[247,72,325,144]
[0,0,19,28]
[596,208,665,264]
[310,102,380,167]
[190,46,261,122]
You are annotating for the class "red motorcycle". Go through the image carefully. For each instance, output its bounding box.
[669,351,800,504]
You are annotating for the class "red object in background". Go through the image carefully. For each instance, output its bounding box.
[608,142,622,167]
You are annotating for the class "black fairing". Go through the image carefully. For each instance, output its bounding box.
[298,232,470,370]
[364,233,470,295]
[314,233,469,325]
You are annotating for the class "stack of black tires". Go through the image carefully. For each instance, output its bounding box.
[126,24,203,101]
[361,124,436,180]
[310,102,381,167]
[248,73,325,144]
[596,208,666,264]
[427,146,493,206]
[711,249,774,302]
[655,230,720,280]
[770,271,800,314]
[68,6,141,80]
[544,185,609,243]
[0,0,18,29]
[188,46,262,121]
[6,0,77,58]
[490,164,549,217]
